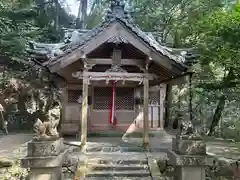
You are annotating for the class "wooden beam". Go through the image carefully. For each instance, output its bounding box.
[72,71,159,81]
[84,77,143,81]
[84,58,145,67]
[90,81,139,87]
[160,72,191,85]
[143,76,149,146]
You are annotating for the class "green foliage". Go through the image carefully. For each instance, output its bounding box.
[0,0,74,60]
[128,0,240,137]
[0,0,71,130]
[193,6,240,92]
[0,1,37,58]
[0,0,240,137]
[128,0,225,46]
[189,4,240,136]
[85,0,108,29]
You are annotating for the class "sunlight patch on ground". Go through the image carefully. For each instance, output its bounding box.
[64,141,81,147]
[122,113,144,138]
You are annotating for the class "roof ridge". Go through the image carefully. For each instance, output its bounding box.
[105,0,132,21]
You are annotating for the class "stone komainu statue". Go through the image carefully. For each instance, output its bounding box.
[33,112,60,141]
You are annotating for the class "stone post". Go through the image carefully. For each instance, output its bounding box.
[168,134,211,180]
[21,138,67,180]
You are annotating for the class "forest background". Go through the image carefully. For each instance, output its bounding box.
[0,0,240,140]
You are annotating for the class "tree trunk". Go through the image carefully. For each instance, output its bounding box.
[207,95,226,136]
[54,0,59,30]
[18,93,28,112]
[82,0,87,29]
[173,30,181,48]
[76,0,88,29]
[76,0,82,29]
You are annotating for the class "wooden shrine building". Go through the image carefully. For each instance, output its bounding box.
[29,0,195,145]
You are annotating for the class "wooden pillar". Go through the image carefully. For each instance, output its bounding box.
[81,75,88,145]
[59,87,67,134]
[159,84,167,129]
[164,84,172,128]
[143,77,149,145]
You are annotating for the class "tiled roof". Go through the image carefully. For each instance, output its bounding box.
[28,0,196,68]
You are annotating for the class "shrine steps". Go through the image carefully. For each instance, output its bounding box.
[83,160,151,179]
[86,163,148,171]
[76,152,152,179]
[84,177,152,180]
[85,170,150,177]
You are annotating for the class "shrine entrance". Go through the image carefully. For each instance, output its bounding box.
[72,59,154,145]
[92,86,135,130]
[29,1,190,147]
[26,1,200,179]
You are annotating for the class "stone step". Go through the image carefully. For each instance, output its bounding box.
[84,177,152,180]
[86,158,148,165]
[154,176,174,180]
[85,170,151,177]
[79,152,148,162]
[87,163,149,171]
[84,152,147,157]
[86,146,144,153]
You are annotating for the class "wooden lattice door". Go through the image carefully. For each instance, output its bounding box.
[66,90,82,121]
[93,87,134,111]
[92,87,135,126]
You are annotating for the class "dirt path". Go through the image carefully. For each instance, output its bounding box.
[149,130,240,163]
[0,133,32,157]
[0,131,239,163]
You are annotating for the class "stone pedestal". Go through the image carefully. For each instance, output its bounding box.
[168,135,212,180]
[21,138,67,180]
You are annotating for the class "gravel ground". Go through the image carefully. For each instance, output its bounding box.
[1,131,239,180]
